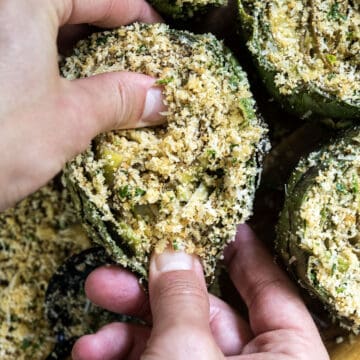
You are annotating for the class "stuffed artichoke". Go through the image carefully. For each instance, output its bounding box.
[62,23,269,283]
[149,0,227,19]
[238,0,360,119]
[277,127,360,331]
[0,181,90,359]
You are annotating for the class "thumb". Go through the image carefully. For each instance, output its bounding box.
[61,71,166,146]
[143,250,222,360]
[0,71,165,211]
[51,70,166,166]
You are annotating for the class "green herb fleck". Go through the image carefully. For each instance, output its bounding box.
[328,2,347,21]
[10,314,19,322]
[238,98,254,125]
[331,263,337,275]
[352,175,359,194]
[172,240,180,251]
[95,36,107,46]
[347,31,354,41]
[309,270,318,285]
[207,149,216,159]
[228,75,239,90]
[338,257,350,272]
[135,188,146,197]
[156,77,174,85]
[119,185,131,199]
[21,338,32,350]
[336,182,347,193]
[326,54,337,64]
[137,45,147,54]
[320,208,327,223]
[336,286,346,293]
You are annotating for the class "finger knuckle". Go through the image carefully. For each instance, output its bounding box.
[157,274,207,301]
[247,277,286,311]
[94,0,117,25]
[114,77,131,125]
[138,1,153,21]
[53,0,73,25]
[58,92,92,152]
[147,327,215,357]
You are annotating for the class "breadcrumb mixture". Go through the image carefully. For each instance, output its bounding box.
[248,0,359,104]
[63,23,269,280]
[0,183,90,359]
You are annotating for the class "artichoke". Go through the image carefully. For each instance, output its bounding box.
[62,23,269,283]
[277,127,360,331]
[238,0,360,119]
[148,0,227,19]
[0,181,90,359]
[45,248,129,359]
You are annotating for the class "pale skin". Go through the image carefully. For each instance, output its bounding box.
[72,225,330,360]
[0,0,164,211]
[0,1,329,359]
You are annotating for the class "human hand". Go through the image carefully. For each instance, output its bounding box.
[72,224,330,360]
[0,0,164,211]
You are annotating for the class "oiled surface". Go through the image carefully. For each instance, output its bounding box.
[328,335,360,360]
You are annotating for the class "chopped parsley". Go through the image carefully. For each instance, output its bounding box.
[229,75,239,90]
[327,2,347,21]
[119,185,131,198]
[135,188,146,197]
[336,286,346,294]
[207,149,217,159]
[137,45,147,54]
[338,257,350,272]
[21,338,32,350]
[156,77,174,85]
[95,36,108,46]
[352,175,359,194]
[336,182,347,193]
[325,54,337,65]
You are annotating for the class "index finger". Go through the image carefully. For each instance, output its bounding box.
[55,0,162,27]
[223,225,318,336]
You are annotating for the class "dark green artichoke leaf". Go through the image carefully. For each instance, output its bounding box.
[148,0,227,19]
[238,0,360,120]
[62,23,270,284]
[45,248,133,360]
[277,126,360,331]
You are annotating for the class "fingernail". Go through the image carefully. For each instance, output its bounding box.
[155,250,194,273]
[140,87,166,125]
